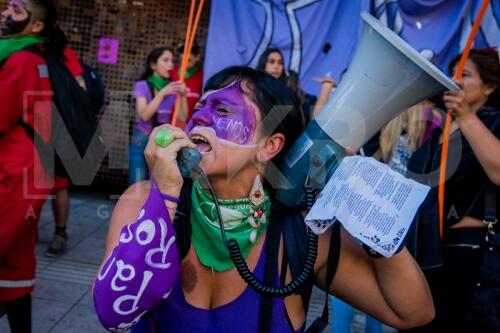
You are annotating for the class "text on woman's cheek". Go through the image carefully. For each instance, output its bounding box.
[214,116,252,145]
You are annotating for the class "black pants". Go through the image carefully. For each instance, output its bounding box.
[4,294,32,333]
[401,227,485,333]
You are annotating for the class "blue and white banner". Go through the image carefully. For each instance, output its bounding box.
[204,0,500,95]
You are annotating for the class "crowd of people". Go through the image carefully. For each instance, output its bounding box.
[1,0,499,333]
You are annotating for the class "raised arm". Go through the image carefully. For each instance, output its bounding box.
[456,113,500,184]
[176,84,189,123]
[315,227,434,330]
[136,91,168,122]
[136,81,186,122]
[312,76,336,119]
[444,89,500,185]
[93,180,180,331]
[93,125,195,331]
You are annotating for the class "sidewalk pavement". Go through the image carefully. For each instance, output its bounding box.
[0,190,396,333]
[0,190,112,333]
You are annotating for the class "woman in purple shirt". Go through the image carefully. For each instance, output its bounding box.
[129,47,187,184]
[95,67,434,332]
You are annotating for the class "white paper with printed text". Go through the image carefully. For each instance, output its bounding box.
[305,156,430,257]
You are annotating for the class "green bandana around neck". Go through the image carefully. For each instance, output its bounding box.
[179,66,198,79]
[190,180,271,272]
[147,74,170,91]
[0,35,45,62]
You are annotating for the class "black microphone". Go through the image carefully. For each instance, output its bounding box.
[177,147,202,178]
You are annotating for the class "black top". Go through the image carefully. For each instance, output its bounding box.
[302,93,317,124]
[408,107,500,229]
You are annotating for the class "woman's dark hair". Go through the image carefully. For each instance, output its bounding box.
[256,48,287,82]
[177,41,201,56]
[204,66,304,167]
[139,47,174,80]
[286,70,305,103]
[448,48,500,108]
[30,0,67,57]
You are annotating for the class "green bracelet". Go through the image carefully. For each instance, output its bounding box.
[154,129,175,148]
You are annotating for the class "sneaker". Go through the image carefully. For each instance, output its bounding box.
[45,234,68,258]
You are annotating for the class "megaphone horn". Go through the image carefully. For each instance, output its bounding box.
[275,12,459,209]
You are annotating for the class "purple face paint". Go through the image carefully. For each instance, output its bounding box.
[186,81,258,146]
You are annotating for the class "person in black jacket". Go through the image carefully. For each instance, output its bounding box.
[405,48,500,333]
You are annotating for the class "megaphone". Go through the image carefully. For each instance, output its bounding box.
[275,12,459,209]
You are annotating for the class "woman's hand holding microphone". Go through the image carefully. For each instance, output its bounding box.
[144,125,195,197]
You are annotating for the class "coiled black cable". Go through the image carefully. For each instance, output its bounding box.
[303,183,316,211]
[195,167,319,297]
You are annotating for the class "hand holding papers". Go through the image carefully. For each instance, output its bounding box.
[305,156,430,257]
